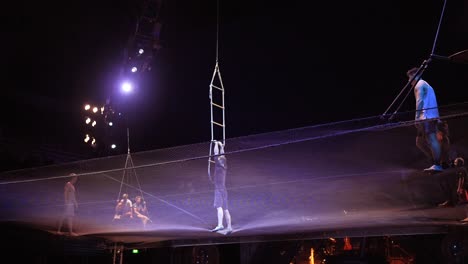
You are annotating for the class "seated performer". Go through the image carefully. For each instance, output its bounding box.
[114,193,133,220]
[133,195,151,228]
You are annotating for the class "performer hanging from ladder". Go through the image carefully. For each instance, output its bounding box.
[209,141,232,234]
[208,0,232,234]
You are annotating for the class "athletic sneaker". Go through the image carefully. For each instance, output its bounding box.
[424,164,443,172]
[211,225,224,232]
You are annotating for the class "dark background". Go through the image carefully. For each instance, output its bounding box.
[2,0,468,171]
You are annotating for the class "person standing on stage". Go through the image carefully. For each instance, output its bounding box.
[57,173,79,236]
[407,67,443,172]
[210,141,232,234]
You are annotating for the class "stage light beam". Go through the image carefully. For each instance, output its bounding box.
[121,82,133,93]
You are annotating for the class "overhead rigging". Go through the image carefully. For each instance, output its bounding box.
[208,0,227,181]
[113,0,165,223]
[382,0,468,120]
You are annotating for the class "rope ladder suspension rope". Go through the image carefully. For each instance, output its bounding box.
[208,0,227,181]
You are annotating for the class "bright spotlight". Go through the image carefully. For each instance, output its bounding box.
[131,66,138,73]
[91,137,96,145]
[84,104,91,111]
[108,121,113,126]
[111,144,117,149]
[92,120,97,127]
[92,107,98,113]
[84,134,90,143]
[138,49,144,55]
[85,117,91,124]
[121,82,133,93]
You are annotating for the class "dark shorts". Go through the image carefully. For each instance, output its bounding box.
[214,188,228,209]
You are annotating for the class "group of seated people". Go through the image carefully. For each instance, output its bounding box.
[114,193,152,227]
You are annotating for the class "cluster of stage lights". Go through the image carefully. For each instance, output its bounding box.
[81,49,146,152]
[83,103,117,150]
[120,48,147,94]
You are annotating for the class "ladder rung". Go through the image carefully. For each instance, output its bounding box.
[211,102,224,109]
[209,159,215,164]
[211,121,224,127]
[210,84,223,91]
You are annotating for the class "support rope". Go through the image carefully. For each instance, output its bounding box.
[215,0,219,63]
[382,0,449,118]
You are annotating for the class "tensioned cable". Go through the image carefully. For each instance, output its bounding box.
[221,101,468,143]
[116,128,133,203]
[2,98,466,179]
[2,108,468,186]
[392,74,425,120]
[382,0,448,117]
[388,60,431,120]
[222,169,416,191]
[6,99,463,179]
[28,168,428,210]
[215,0,219,63]
[1,107,467,186]
[255,100,468,135]
[431,0,448,55]
[33,168,417,223]
[33,172,206,224]
[0,101,468,185]
[99,169,415,200]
